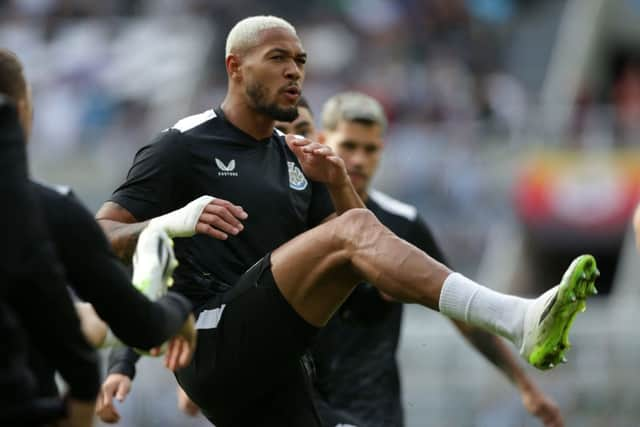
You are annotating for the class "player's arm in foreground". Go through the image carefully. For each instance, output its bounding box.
[94,195,246,423]
[75,300,195,369]
[39,184,195,358]
[35,183,198,427]
[33,189,196,425]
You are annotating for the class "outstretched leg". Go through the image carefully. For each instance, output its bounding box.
[271,208,449,326]
[271,209,598,368]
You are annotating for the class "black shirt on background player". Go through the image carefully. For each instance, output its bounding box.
[312,190,449,427]
[107,107,335,425]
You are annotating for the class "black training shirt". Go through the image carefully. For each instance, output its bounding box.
[312,190,449,427]
[111,108,334,310]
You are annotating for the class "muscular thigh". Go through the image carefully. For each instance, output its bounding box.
[270,211,370,327]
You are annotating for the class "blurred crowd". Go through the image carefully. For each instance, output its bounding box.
[0,0,532,150]
[5,0,639,274]
[0,0,544,272]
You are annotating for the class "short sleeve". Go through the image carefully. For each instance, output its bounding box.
[408,216,451,268]
[307,180,335,228]
[110,130,184,220]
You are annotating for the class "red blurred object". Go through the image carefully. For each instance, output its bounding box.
[513,150,640,236]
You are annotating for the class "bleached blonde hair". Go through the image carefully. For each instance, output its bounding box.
[225,15,297,58]
[322,91,388,133]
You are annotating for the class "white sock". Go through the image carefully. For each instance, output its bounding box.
[438,272,530,347]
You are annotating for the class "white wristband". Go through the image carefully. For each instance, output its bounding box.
[148,195,214,238]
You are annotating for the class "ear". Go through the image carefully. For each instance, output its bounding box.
[226,54,242,81]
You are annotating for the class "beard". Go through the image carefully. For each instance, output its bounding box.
[246,80,299,122]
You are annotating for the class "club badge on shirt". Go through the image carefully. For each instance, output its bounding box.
[287,161,308,191]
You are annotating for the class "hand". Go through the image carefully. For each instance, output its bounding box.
[149,195,248,240]
[177,384,200,416]
[95,374,131,424]
[285,134,347,187]
[150,314,196,371]
[521,386,563,427]
[194,198,248,240]
[54,398,96,427]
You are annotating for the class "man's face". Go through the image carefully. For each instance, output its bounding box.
[274,106,315,139]
[238,28,306,122]
[321,120,384,195]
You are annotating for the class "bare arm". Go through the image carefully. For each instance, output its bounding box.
[95,201,147,263]
[326,175,365,214]
[453,320,563,427]
[453,319,528,383]
[317,182,363,224]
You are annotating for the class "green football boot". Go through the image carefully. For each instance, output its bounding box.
[520,254,599,370]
